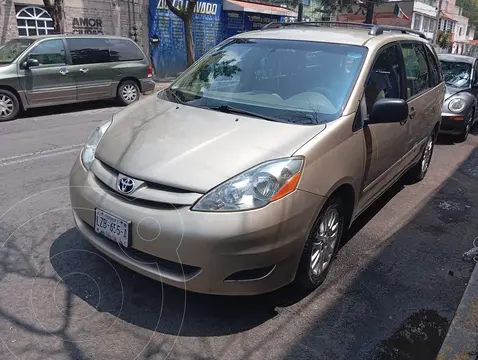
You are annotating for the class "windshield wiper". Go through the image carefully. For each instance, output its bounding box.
[166,88,184,104]
[200,104,280,122]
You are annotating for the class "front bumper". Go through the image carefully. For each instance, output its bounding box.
[69,156,326,295]
[439,112,467,135]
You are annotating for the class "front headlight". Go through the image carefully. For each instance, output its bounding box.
[81,118,112,170]
[448,98,466,113]
[191,157,304,212]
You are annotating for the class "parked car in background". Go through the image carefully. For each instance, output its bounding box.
[70,23,444,296]
[438,54,478,141]
[0,35,154,121]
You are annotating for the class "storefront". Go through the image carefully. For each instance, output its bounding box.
[148,0,296,78]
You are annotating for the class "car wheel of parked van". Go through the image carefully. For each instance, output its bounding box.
[294,197,345,292]
[0,89,20,122]
[117,80,140,106]
[407,131,435,183]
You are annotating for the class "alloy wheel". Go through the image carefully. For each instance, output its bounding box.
[421,134,434,174]
[122,84,138,103]
[309,207,340,277]
[0,94,14,118]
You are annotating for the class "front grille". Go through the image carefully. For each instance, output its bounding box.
[99,160,191,194]
[93,174,183,210]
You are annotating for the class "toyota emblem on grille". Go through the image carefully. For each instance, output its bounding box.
[117,176,135,194]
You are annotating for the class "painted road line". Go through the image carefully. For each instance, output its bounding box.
[0,144,84,167]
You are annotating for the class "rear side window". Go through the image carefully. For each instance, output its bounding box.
[105,39,144,62]
[401,42,430,98]
[424,44,441,86]
[67,38,110,65]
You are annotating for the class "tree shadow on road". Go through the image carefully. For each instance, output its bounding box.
[20,100,120,119]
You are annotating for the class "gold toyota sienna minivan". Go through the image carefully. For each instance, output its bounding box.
[70,23,445,296]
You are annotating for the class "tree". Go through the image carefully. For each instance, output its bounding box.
[317,0,384,24]
[165,0,196,67]
[43,0,65,34]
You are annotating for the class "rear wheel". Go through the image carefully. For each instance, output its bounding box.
[294,197,345,292]
[407,131,435,183]
[0,89,20,122]
[117,80,140,106]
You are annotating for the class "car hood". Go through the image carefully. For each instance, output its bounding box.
[445,85,471,101]
[96,95,326,193]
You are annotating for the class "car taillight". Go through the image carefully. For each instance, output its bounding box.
[147,65,153,78]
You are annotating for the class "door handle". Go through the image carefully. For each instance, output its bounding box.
[79,68,89,73]
[409,107,417,119]
[59,69,69,75]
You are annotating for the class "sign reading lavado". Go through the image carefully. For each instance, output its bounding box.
[148,0,287,78]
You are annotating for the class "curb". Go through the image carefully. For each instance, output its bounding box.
[437,262,478,360]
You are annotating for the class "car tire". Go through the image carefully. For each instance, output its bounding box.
[0,89,20,122]
[117,80,140,106]
[407,131,435,183]
[455,109,473,143]
[294,197,345,293]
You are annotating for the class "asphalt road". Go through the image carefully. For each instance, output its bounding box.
[0,99,477,360]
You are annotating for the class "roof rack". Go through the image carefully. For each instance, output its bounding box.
[369,25,426,38]
[262,21,373,30]
[261,21,427,39]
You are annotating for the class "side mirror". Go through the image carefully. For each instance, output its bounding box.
[22,58,39,69]
[369,98,409,124]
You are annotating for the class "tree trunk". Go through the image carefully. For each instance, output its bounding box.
[43,0,64,34]
[183,16,195,66]
[364,1,374,24]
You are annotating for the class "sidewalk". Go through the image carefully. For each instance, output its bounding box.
[437,260,478,360]
[154,80,173,91]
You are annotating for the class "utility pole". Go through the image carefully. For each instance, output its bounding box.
[298,1,303,22]
[433,0,443,44]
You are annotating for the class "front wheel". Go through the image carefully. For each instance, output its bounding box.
[0,89,20,121]
[294,197,345,292]
[407,131,435,183]
[117,80,140,106]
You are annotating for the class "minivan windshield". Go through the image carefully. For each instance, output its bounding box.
[440,60,472,88]
[168,39,367,124]
[0,38,35,64]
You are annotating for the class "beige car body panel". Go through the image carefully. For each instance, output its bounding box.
[70,26,445,295]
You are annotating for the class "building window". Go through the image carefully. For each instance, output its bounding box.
[429,19,435,32]
[16,6,54,37]
[423,17,430,32]
[459,26,462,36]
[413,14,422,30]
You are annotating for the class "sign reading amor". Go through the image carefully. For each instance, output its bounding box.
[72,18,104,34]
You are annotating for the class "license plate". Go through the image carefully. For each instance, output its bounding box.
[94,208,131,247]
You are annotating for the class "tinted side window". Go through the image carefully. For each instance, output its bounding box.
[28,39,66,66]
[365,44,402,116]
[67,38,110,65]
[424,44,440,87]
[401,43,430,98]
[105,39,144,62]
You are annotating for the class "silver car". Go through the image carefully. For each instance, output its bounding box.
[438,54,478,141]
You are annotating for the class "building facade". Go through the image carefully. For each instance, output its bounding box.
[0,0,147,48]
[411,0,436,40]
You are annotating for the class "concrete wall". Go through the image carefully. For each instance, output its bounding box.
[0,0,148,50]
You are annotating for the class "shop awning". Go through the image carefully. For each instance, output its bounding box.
[223,0,297,17]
